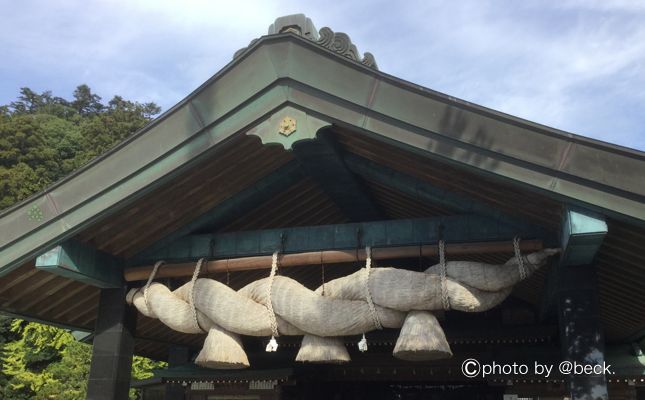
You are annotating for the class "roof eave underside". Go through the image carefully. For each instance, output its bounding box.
[1,33,644,275]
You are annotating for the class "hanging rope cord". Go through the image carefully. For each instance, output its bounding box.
[266,251,280,339]
[188,258,206,333]
[363,247,383,331]
[513,236,528,281]
[439,240,450,311]
[142,259,205,333]
[143,260,165,311]
[144,238,525,335]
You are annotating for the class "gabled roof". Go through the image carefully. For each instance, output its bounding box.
[1,15,645,358]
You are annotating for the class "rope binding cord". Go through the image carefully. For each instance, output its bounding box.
[439,240,450,311]
[189,258,206,333]
[265,251,280,352]
[513,236,528,281]
[359,246,382,352]
[143,260,165,311]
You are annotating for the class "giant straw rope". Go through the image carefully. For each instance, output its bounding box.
[126,246,559,369]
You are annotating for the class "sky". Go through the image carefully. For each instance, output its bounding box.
[1,0,644,150]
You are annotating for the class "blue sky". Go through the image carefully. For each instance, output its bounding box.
[1,0,644,150]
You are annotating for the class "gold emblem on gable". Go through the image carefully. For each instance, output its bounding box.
[278,117,297,136]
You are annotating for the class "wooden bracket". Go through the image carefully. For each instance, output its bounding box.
[36,240,123,288]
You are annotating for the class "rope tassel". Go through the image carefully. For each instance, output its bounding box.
[358,333,368,352]
[266,336,279,352]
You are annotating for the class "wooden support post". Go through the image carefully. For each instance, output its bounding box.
[557,264,608,400]
[87,287,137,400]
[165,346,190,400]
[553,207,609,399]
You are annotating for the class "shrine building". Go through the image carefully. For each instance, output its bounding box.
[1,14,644,400]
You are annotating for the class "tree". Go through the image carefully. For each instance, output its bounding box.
[0,85,160,209]
[1,320,166,399]
[71,84,103,115]
[0,86,163,398]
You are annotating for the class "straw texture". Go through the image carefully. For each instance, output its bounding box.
[126,249,558,369]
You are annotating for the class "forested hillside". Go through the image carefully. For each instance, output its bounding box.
[0,86,165,399]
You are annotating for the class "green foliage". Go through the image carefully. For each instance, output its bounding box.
[0,85,160,209]
[0,320,166,399]
[0,86,165,398]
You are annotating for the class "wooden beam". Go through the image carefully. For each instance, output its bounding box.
[18,278,75,312]
[135,160,305,257]
[292,128,383,221]
[124,239,543,281]
[38,283,93,315]
[35,240,123,288]
[0,309,90,333]
[131,215,551,265]
[343,154,534,228]
[1,273,59,309]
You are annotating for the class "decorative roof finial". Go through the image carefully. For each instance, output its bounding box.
[234,14,378,70]
[268,14,319,40]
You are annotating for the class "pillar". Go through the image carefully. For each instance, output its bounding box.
[86,287,137,399]
[558,264,608,400]
[165,346,190,400]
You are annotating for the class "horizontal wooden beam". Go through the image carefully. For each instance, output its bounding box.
[124,239,544,281]
[131,215,552,265]
[35,240,123,288]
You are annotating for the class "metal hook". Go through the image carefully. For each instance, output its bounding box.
[276,232,288,274]
[225,258,230,286]
[437,223,445,241]
[355,227,363,262]
[209,237,216,259]
[320,250,326,296]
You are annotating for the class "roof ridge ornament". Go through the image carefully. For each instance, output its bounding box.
[234,14,378,70]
